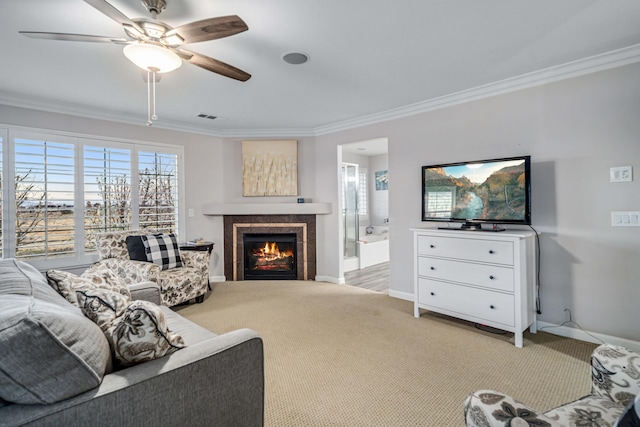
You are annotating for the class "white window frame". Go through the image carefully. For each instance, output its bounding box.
[0,126,185,270]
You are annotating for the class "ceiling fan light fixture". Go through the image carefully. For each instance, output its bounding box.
[123,42,182,73]
[123,24,144,40]
[161,32,185,46]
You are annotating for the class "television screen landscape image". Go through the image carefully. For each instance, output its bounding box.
[422,156,531,229]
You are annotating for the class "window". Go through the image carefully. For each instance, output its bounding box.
[358,167,368,217]
[138,151,179,233]
[14,134,76,260]
[1,128,184,269]
[84,145,132,252]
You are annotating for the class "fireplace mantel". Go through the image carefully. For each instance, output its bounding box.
[202,202,332,216]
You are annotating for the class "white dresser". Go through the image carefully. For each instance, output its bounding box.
[412,228,537,347]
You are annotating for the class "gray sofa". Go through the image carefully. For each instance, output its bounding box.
[0,259,264,427]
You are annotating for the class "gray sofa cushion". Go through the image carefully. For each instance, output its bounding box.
[0,259,112,404]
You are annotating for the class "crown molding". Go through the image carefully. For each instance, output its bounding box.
[0,91,317,138]
[2,44,640,139]
[313,43,640,136]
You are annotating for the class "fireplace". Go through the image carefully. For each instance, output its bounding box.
[244,233,297,280]
[223,214,316,281]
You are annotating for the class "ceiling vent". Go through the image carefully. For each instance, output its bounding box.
[197,114,217,120]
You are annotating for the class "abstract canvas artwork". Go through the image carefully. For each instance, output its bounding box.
[242,140,298,196]
[375,170,388,190]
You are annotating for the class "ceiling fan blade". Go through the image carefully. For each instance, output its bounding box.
[83,0,145,35]
[19,31,127,44]
[176,49,251,81]
[167,15,248,44]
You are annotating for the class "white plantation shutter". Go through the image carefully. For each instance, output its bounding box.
[83,145,132,251]
[0,128,184,268]
[14,134,76,259]
[359,168,368,217]
[138,150,179,233]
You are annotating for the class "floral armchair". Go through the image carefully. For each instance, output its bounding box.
[464,343,640,427]
[90,230,210,307]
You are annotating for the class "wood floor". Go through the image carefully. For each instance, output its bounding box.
[344,262,390,293]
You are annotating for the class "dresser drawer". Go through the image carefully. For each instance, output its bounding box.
[418,278,515,326]
[416,235,513,265]
[417,257,514,292]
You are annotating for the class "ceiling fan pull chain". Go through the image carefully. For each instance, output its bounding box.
[151,68,158,121]
[146,68,152,126]
[146,67,159,126]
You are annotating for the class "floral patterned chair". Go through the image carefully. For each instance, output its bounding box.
[90,230,210,307]
[464,343,640,427]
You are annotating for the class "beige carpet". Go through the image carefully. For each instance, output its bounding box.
[176,280,597,426]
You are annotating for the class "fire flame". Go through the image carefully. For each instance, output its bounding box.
[253,241,294,261]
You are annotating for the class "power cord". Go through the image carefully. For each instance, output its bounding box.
[538,309,605,344]
[527,224,542,315]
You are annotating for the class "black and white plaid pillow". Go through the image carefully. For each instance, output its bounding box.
[141,233,183,270]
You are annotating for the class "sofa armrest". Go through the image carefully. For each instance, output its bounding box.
[465,390,560,427]
[1,329,264,427]
[180,250,210,267]
[127,281,161,304]
[591,344,640,405]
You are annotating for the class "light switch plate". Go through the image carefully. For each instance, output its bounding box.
[610,166,633,182]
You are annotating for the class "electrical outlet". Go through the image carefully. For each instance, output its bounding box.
[611,211,640,226]
[188,208,195,217]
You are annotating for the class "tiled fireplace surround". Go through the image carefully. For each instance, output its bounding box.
[223,214,316,281]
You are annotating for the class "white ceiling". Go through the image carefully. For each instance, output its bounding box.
[1,0,640,137]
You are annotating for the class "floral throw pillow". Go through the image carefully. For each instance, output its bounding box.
[76,288,130,330]
[46,269,131,307]
[110,300,185,367]
[77,288,185,368]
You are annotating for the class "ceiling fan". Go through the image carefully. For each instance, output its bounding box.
[19,0,251,82]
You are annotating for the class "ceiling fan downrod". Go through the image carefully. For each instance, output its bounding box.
[141,0,166,18]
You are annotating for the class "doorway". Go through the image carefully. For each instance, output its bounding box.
[339,138,389,279]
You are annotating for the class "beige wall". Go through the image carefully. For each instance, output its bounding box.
[315,62,640,343]
[1,60,638,343]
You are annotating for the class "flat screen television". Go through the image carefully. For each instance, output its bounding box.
[421,155,531,231]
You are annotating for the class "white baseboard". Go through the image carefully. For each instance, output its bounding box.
[210,275,226,282]
[373,290,640,352]
[389,290,413,302]
[315,275,345,284]
[537,321,640,352]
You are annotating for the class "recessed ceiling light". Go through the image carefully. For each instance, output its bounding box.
[282,52,310,65]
